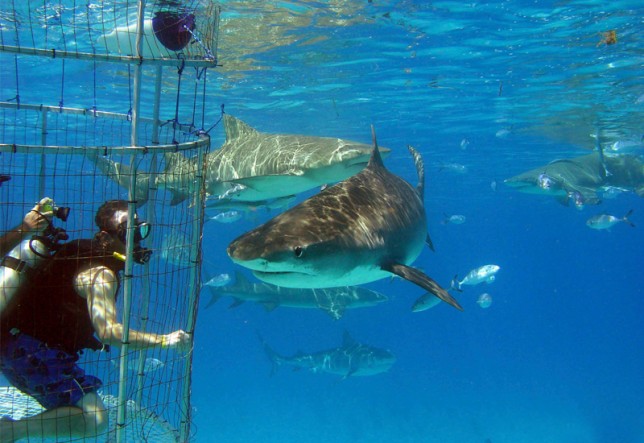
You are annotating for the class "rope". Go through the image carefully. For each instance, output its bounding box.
[190,68,199,130]
[7,55,20,106]
[204,104,225,135]
[182,22,215,61]
[199,68,208,130]
[59,59,66,110]
[171,57,186,143]
[127,64,133,121]
[86,3,98,115]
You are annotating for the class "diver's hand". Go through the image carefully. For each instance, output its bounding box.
[22,197,53,233]
[160,330,191,351]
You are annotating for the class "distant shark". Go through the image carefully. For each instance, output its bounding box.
[88,115,390,207]
[204,272,387,319]
[504,152,644,207]
[260,330,396,378]
[227,128,463,311]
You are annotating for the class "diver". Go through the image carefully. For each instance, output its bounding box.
[0,200,191,442]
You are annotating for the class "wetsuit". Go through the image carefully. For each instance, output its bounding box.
[0,239,122,409]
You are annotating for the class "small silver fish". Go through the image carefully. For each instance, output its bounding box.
[586,210,635,230]
[601,186,629,200]
[204,273,232,287]
[476,293,493,309]
[441,214,466,225]
[161,230,193,266]
[438,163,468,174]
[495,128,511,139]
[451,264,500,291]
[209,210,242,223]
[606,140,644,157]
[111,357,165,374]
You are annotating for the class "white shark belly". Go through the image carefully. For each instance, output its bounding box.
[253,265,392,288]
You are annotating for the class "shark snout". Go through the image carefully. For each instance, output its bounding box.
[227,240,256,263]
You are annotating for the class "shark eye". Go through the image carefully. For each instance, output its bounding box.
[293,246,304,258]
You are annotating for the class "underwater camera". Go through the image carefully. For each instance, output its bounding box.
[42,203,71,222]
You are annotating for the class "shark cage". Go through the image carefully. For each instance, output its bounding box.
[0,1,220,441]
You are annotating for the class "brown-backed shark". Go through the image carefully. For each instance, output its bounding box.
[227,128,462,311]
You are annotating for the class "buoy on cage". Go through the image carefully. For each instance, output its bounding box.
[98,11,196,58]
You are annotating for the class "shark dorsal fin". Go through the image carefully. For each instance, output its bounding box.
[234,271,252,290]
[367,125,385,169]
[407,145,425,200]
[224,115,259,141]
[342,330,357,348]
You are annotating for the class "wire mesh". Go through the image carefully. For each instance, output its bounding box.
[0,1,220,66]
[0,1,217,441]
[0,105,209,442]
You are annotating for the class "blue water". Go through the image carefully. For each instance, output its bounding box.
[2,1,644,442]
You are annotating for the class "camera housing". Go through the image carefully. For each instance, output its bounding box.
[42,203,71,222]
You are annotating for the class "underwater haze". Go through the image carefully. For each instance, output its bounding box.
[3,0,644,442]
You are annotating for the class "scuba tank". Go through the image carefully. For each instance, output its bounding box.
[1,237,50,312]
[0,222,68,313]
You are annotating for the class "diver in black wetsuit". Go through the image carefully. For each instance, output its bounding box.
[0,200,191,442]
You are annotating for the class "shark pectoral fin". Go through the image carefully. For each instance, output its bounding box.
[170,192,190,206]
[556,195,571,206]
[384,263,463,311]
[343,369,357,380]
[228,299,246,309]
[568,186,601,205]
[261,301,279,312]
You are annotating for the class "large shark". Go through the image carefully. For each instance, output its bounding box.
[157,114,391,204]
[87,115,390,207]
[204,271,387,319]
[227,129,463,311]
[260,331,396,378]
[504,152,644,207]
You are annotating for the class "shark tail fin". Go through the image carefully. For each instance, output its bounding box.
[450,275,463,292]
[256,332,283,376]
[623,209,635,227]
[203,289,221,309]
[202,269,221,309]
